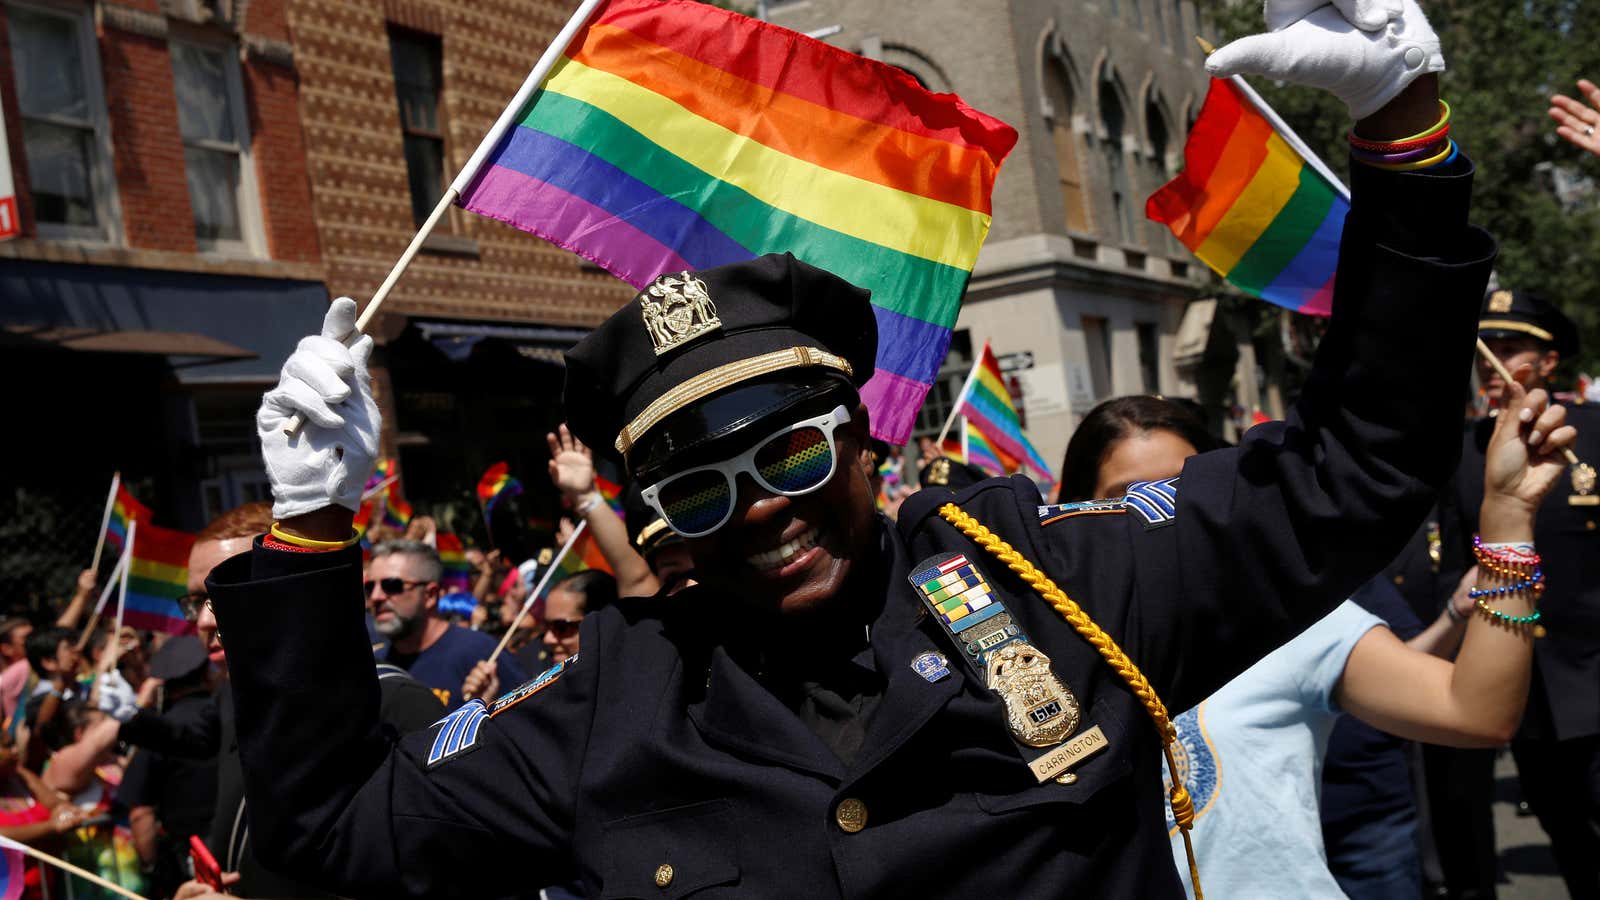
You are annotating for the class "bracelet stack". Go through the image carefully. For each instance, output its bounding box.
[1350,100,1456,172]
[1469,536,1545,637]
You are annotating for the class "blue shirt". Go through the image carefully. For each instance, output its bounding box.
[385,624,529,708]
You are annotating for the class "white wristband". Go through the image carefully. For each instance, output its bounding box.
[575,492,603,517]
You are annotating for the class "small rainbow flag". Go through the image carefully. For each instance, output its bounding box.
[382,494,414,531]
[538,527,614,601]
[104,483,152,559]
[0,839,23,900]
[124,520,196,635]
[951,343,1054,483]
[455,0,1017,444]
[595,475,626,518]
[436,533,473,594]
[963,419,1012,478]
[1147,77,1348,317]
[477,462,523,516]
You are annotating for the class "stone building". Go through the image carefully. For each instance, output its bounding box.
[771,0,1212,473]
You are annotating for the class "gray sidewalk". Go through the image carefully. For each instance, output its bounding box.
[1494,751,1566,899]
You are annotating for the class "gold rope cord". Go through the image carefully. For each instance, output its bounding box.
[937,503,1204,900]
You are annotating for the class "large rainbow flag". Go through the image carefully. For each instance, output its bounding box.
[104,483,152,559]
[456,0,1017,443]
[123,520,195,635]
[1146,77,1348,317]
[951,343,1054,483]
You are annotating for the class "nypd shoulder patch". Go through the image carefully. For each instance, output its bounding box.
[1037,499,1126,525]
[426,699,489,769]
[488,656,575,719]
[1124,477,1179,528]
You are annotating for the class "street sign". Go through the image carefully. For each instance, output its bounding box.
[997,351,1034,372]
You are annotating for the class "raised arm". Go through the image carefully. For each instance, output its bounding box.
[547,425,658,597]
[212,299,591,898]
[1336,382,1573,745]
[1138,1,1496,710]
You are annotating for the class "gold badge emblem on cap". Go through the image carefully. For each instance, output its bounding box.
[1487,290,1514,313]
[641,272,722,356]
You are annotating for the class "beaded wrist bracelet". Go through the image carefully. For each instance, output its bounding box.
[1468,535,1545,636]
[1473,598,1542,628]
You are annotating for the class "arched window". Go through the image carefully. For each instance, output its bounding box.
[1128,0,1143,30]
[1045,59,1090,233]
[1099,73,1135,244]
[1147,98,1177,250]
[1172,0,1186,53]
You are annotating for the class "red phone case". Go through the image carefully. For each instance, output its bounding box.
[189,835,223,891]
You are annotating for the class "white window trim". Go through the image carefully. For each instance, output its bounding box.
[170,35,266,258]
[6,0,123,245]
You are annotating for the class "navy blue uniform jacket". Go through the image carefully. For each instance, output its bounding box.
[209,159,1494,898]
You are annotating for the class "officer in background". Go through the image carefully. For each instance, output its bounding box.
[206,5,1500,897]
[1438,289,1600,898]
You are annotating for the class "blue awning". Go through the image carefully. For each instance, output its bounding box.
[0,259,329,384]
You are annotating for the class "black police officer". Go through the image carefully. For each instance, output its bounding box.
[1437,288,1600,898]
[207,6,1498,898]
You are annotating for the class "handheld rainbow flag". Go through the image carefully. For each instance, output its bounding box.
[436,533,473,594]
[123,520,195,635]
[454,0,1017,444]
[537,526,613,601]
[595,475,627,518]
[1147,77,1349,317]
[963,418,1013,478]
[381,494,414,530]
[103,483,152,560]
[943,343,1054,483]
[477,462,523,516]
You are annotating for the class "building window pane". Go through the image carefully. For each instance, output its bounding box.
[7,5,107,238]
[1128,0,1143,29]
[389,28,445,227]
[183,146,242,244]
[1047,62,1090,233]
[1082,316,1113,400]
[1100,76,1136,244]
[1137,322,1160,392]
[171,42,250,251]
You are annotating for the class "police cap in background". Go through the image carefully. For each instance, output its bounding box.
[1479,289,1579,358]
[563,254,877,482]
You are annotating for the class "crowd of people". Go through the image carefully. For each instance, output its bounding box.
[5,1,1600,898]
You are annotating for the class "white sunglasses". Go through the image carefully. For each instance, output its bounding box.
[640,405,852,538]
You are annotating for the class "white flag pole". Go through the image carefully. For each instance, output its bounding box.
[487,520,588,666]
[0,834,150,900]
[76,550,128,653]
[105,521,133,675]
[89,472,120,572]
[934,345,987,448]
[284,0,610,435]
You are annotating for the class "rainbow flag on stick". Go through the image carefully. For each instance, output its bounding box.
[436,533,473,594]
[102,481,152,562]
[595,475,627,519]
[942,343,1054,483]
[477,462,523,516]
[123,520,195,635]
[536,526,613,602]
[963,419,1013,478]
[1147,76,1350,317]
[454,0,1017,444]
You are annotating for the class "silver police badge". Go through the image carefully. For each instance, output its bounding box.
[986,642,1080,748]
[640,271,722,355]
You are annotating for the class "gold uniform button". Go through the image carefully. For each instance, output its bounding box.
[836,797,868,833]
[1392,574,1406,585]
[654,864,674,888]
[1587,520,1597,531]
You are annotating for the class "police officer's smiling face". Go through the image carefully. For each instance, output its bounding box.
[683,404,878,616]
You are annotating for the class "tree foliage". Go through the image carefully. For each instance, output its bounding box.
[1197,0,1600,377]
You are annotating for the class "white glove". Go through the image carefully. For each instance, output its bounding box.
[96,671,138,723]
[257,298,380,519]
[1208,0,1444,120]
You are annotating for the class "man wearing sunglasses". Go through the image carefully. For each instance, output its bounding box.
[209,3,1501,895]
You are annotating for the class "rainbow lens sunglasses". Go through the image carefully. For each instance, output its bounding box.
[641,405,852,538]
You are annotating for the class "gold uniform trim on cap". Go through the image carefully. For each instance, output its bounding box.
[635,518,672,548]
[615,346,854,456]
[1478,319,1554,343]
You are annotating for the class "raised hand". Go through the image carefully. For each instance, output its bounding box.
[1549,80,1600,158]
[1483,381,1576,514]
[257,298,380,519]
[546,424,596,500]
[1207,0,1442,120]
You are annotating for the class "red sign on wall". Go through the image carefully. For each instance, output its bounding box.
[0,109,16,241]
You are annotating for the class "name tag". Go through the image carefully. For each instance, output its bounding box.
[1027,725,1110,783]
